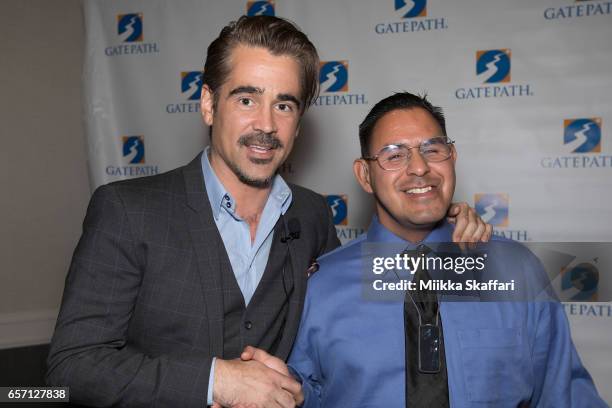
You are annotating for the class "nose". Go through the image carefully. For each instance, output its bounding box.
[404,149,430,177]
[253,105,277,134]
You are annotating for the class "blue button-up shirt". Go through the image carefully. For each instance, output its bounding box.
[202,147,292,305]
[288,216,606,407]
[202,147,292,405]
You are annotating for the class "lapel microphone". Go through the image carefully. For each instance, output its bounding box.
[281,218,301,243]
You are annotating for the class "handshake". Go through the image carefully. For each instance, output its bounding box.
[212,346,303,408]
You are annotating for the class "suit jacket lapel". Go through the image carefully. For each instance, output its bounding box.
[182,153,225,357]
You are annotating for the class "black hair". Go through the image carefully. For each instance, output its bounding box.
[358,92,447,157]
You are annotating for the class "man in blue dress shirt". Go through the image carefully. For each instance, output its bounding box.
[241,92,607,407]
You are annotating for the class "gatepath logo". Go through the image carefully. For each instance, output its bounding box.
[544,1,611,20]
[320,61,348,93]
[474,193,529,241]
[541,117,611,168]
[181,71,203,101]
[122,136,144,164]
[375,0,447,34]
[455,49,533,100]
[395,0,426,18]
[475,193,509,227]
[325,194,366,244]
[105,12,159,57]
[106,136,159,177]
[166,71,204,114]
[476,49,511,84]
[561,261,599,301]
[247,1,275,16]
[118,14,142,42]
[563,118,601,153]
[315,61,367,106]
[326,195,348,226]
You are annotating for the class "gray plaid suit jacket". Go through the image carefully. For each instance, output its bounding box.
[46,153,340,407]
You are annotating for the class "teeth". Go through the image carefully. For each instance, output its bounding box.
[406,186,432,194]
[250,145,271,152]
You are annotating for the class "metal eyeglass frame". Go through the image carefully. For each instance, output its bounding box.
[362,136,455,171]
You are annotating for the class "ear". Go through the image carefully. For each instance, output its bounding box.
[450,143,457,164]
[201,85,214,126]
[353,159,374,194]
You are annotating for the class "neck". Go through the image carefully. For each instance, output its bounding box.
[208,149,271,223]
[376,210,438,244]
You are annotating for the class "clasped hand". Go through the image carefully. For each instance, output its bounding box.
[212,346,303,408]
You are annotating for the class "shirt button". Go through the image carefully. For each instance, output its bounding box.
[244,321,253,330]
[226,201,231,208]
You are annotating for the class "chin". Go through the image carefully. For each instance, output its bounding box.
[251,169,277,182]
[403,220,438,230]
[403,213,446,229]
[229,161,276,188]
[239,174,273,189]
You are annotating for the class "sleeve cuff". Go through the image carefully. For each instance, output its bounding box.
[207,357,216,406]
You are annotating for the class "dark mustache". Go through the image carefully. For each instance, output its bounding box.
[238,132,283,149]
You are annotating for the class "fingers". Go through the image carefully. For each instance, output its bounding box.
[240,345,257,361]
[483,223,493,242]
[241,346,290,376]
[241,345,270,362]
[449,202,470,243]
[257,369,301,408]
[446,202,461,219]
[273,388,299,408]
[214,358,299,408]
[276,371,302,399]
[471,218,486,244]
[294,388,304,406]
[449,202,492,245]
[460,207,478,244]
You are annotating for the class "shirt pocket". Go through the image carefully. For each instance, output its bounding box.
[457,328,531,403]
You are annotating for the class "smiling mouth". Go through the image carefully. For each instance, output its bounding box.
[404,186,433,194]
[239,132,283,153]
[247,144,275,153]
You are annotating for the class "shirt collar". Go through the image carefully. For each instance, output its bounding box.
[366,214,454,247]
[201,146,292,221]
[270,173,293,215]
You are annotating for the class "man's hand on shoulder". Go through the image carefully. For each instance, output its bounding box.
[447,201,493,246]
[213,348,302,408]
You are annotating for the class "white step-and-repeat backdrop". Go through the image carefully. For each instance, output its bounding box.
[83,0,611,402]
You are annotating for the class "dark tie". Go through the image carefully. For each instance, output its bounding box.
[404,244,450,407]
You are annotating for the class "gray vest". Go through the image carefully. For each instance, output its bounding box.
[221,225,294,359]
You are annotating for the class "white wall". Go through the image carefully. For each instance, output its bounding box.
[0,0,90,348]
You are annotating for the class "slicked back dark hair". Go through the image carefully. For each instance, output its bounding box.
[203,15,319,114]
[358,92,447,157]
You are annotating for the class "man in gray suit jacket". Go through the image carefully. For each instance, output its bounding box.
[47,16,490,408]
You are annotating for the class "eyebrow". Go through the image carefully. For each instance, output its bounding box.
[227,85,302,110]
[228,85,263,97]
[277,93,301,110]
[385,136,447,147]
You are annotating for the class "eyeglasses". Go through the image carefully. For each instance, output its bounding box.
[363,137,455,171]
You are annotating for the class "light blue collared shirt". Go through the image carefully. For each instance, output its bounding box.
[202,147,292,405]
